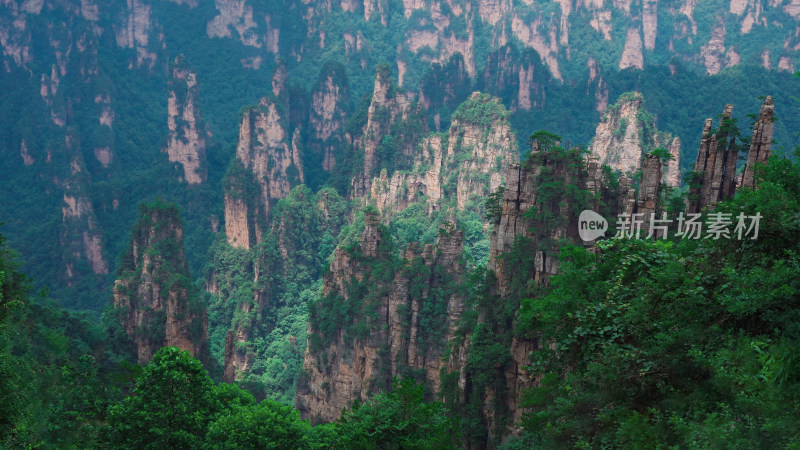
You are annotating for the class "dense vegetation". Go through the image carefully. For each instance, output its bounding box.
[0,233,120,447]
[4,134,800,448]
[4,2,800,448]
[0,230,457,447]
[3,43,799,311]
[206,185,348,401]
[507,149,800,448]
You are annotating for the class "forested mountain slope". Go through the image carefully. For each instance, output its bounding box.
[2,0,800,448]
[2,0,800,308]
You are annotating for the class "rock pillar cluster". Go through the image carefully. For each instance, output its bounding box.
[296,213,466,423]
[687,96,774,212]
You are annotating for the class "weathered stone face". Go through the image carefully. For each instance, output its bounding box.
[741,96,775,189]
[298,90,679,443]
[60,131,109,285]
[113,205,209,365]
[638,153,663,220]
[223,97,304,249]
[164,56,207,185]
[350,69,416,198]
[450,134,675,442]
[446,93,518,210]
[589,92,681,188]
[687,96,774,213]
[369,92,517,217]
[369,135,444,214]
[295,217,466,424]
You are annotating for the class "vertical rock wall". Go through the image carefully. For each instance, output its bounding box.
[589,92,681,187]
[112,201,209,365]
[741,96,775,189]
[223,97,304,249]
[296,213,466,423]
[164,55,208,185]
[687,96,774,212]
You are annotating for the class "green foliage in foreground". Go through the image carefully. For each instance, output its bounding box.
[107,347,223,449]
[105,347,453,449]
[0,233,121,448]
[336,377,457,449]
[513,151,800,448]
[206,398,321,449]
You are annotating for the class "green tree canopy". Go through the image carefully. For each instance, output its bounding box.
[515,149,800,448]
[205,399,316,449]
[106,346,221,449]
[335,377,457,449]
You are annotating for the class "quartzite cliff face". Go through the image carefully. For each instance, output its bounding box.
[164,55,208,185]
[60,130,109,286]
[370,91,518,215]
[687,96,775,212]
[297,90,520,426]
[350,66,422,199]
[443,130,674,447]
[296,213,466,422]
[215,186,346,389]
[223,95,304,250]
[298,112,675,446]
[309,62,350,173]
[112,201,209,364]
[590,92,681,187]
[3,0,799,314]
[1,1,793,446]
[8,0,797,81]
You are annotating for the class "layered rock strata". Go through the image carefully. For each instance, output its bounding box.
[741,96,775,189]
[350,67,419,198]
[589,92,681,187]
[164,55,207,185]
[112,201,209,364]
[687,96,774,212]
[370,92,518,216]
[296,213,466,423]
[223,96,304,249]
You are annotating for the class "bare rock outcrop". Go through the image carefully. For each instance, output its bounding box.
[370,92,518,216]
[741,96,775,189]
[687,96,774,212]
[59,132,109,283]
[619,27,644,70]
[61,190,108,277]
[223,97,304,249]
[114,0,159,69]
[637,153,663,221]
[112,200,209,365]
[296,215,466,423]
[370,135,444,214]
[445,132,668,446]
[214,186,347,387]
[350,66,418,198]
[590,92,681,187]
[164,56,207,185]
[207,0,268,49]
[299,119,670,447]
[445,92,519,210]
[479,46,546,113]
[309,62,350,172]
